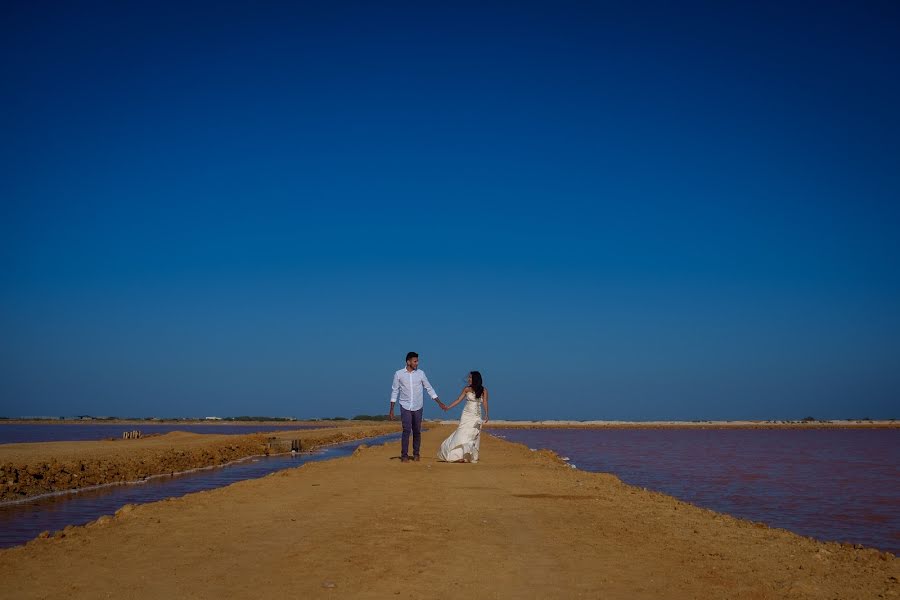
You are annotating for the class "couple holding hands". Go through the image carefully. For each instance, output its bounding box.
[388,352,489,463]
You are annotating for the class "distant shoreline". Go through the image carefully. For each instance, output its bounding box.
[472,419,899,429]
[1,418,896,429]
[0,419,371,426]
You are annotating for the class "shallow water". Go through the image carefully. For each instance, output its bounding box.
[0,432,400,549]
[0,423,327,443]
[493,428,900,555]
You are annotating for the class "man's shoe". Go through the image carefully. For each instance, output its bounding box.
[413,455,421,462]
[400,456,410,463]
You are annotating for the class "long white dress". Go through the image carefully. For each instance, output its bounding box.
[437,391,483,462]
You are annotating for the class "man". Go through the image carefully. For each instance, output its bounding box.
[389,352,444,462]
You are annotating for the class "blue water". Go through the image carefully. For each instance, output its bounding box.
[0,423,328,444]
[0,432,401,549]
[494,428,900,555]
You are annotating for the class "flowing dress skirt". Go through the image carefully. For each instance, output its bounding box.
[437,399,482,462]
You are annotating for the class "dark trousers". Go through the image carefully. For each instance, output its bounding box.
[400,406,423,458]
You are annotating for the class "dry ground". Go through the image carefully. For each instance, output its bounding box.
[0,426,896,599]
[0,423,399,501]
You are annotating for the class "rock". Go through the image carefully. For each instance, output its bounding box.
[352,444,368,456]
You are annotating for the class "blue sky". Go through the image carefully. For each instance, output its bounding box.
[2,1,899,420]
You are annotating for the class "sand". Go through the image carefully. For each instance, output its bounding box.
[0,423,399,502]
[0,426,895,599]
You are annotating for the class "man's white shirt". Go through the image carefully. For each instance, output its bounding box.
[390,368,438,411]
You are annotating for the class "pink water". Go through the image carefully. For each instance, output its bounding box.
[494,428,899,554]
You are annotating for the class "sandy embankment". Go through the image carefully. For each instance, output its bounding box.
[0,427,895,599]
[0,423,399,502]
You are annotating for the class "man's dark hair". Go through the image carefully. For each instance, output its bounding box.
[406,352,418,362]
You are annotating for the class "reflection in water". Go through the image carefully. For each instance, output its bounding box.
[494,428,899,555]
[0,433,400,549]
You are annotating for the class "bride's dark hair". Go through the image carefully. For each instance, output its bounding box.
[470,371,484,399]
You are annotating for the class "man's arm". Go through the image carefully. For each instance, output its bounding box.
[388,371,400,420]
[420,371,443,408]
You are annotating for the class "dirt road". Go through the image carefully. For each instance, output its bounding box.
[0,426,895,599]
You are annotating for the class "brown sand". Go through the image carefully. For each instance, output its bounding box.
[0,423,399,502]
[0,426,895,599]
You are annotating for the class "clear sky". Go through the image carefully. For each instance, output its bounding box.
[2,1,899,420]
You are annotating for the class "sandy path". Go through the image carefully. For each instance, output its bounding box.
[0,427,895,599]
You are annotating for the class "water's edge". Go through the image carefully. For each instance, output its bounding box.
[0,434,372,507]
[0,432,402,549]
[491,428,899,556]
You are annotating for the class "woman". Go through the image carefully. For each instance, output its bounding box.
[437,371,489,463]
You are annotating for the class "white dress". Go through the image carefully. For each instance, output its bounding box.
[437,391,483,462]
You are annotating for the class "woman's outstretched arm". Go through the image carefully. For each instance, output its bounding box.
[444,387,470,410]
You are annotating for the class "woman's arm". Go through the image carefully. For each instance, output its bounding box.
[444,387,470,410]
[482,388,489,423]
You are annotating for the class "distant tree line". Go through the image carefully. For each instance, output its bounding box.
[316,415,390,422]
[225,416,296,422]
